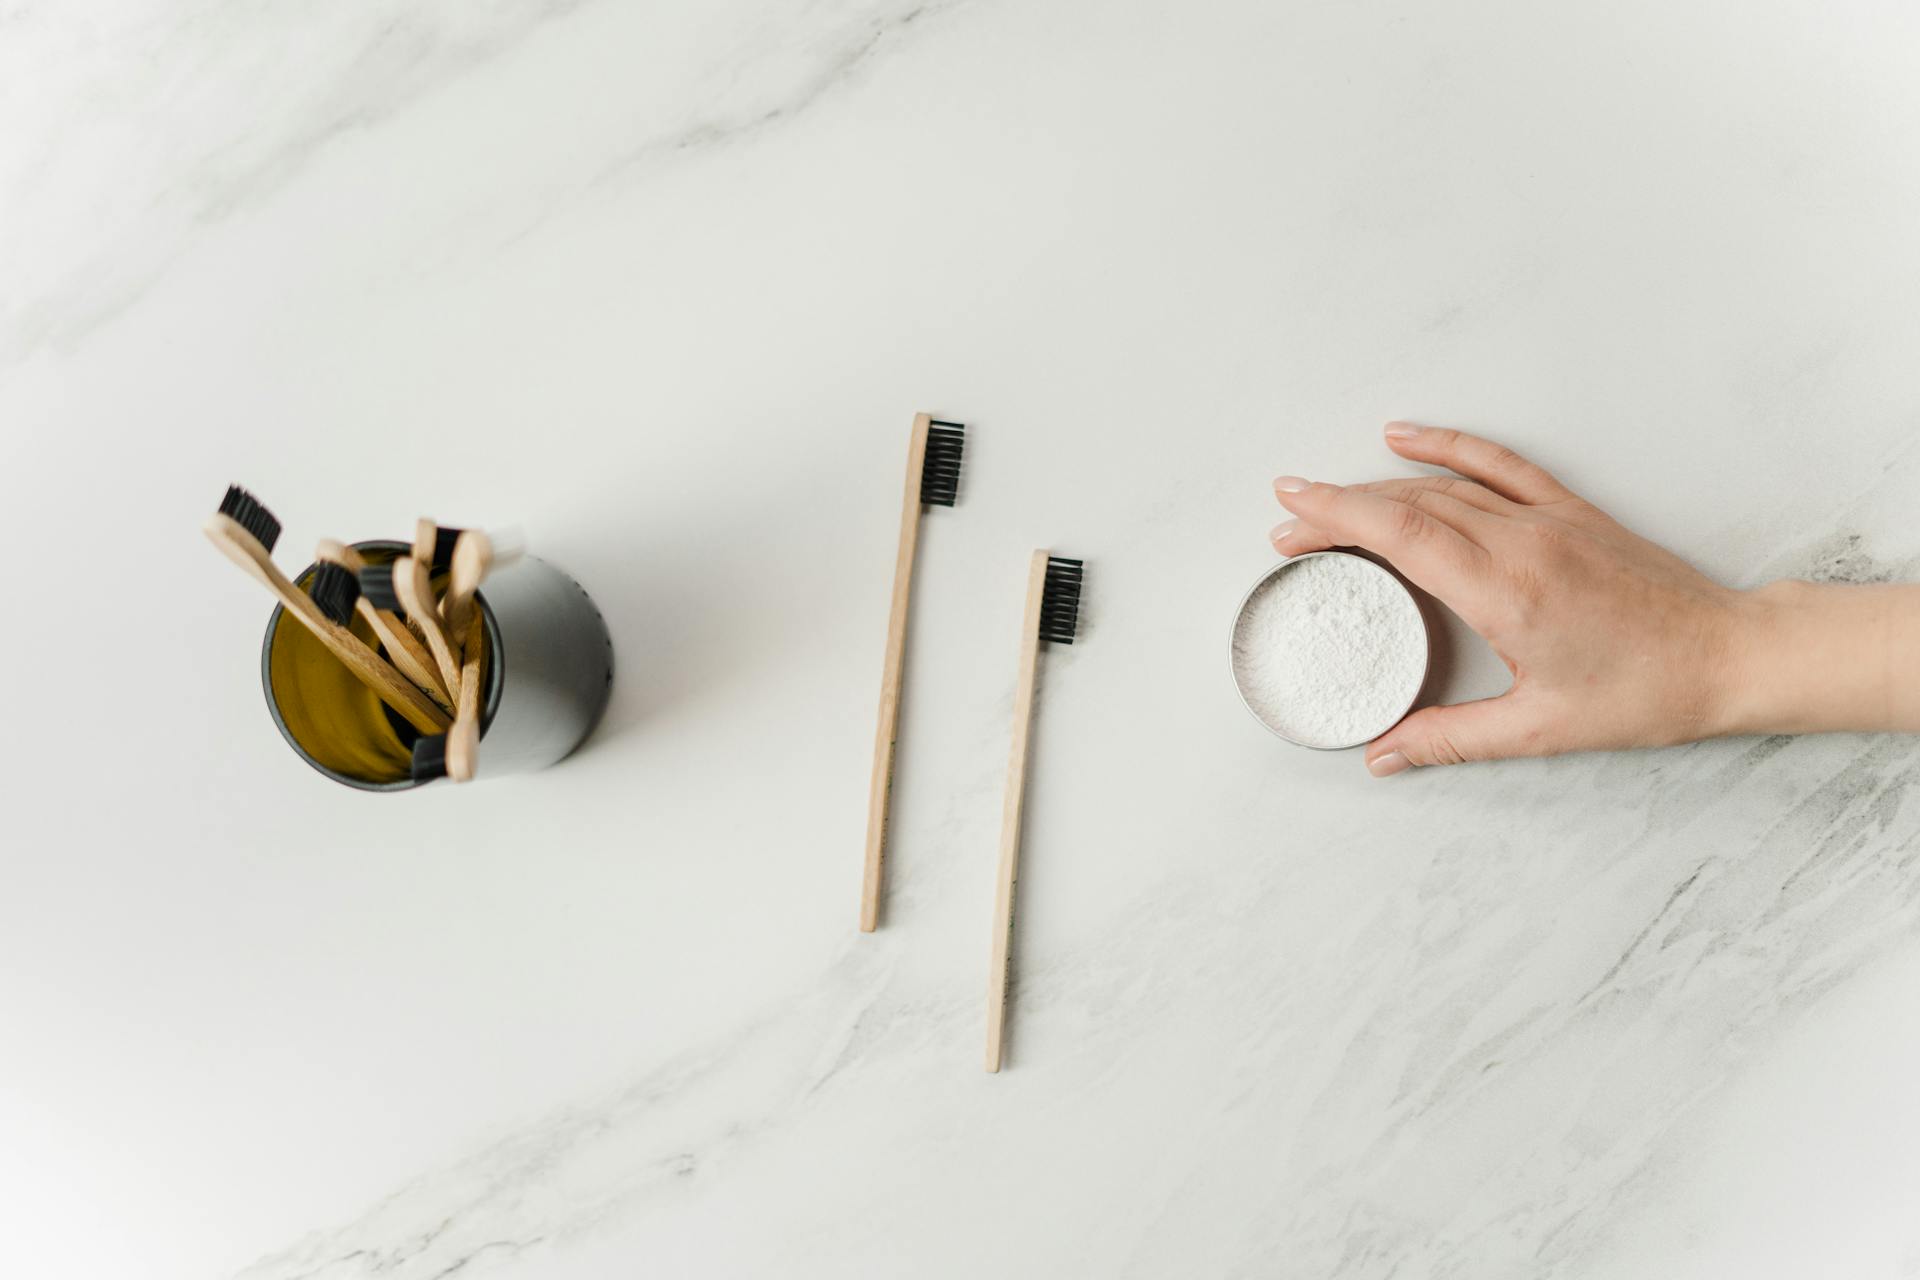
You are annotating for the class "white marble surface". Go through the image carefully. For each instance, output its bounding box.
[4,2,1920,1276]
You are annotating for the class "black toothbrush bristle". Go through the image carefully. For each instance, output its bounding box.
[1038,556,1083,645]
[309,562,362,626]
[431,526,463,572]
[411,734,449,783]
[358,563,400,613]
[919,420,965,507]
[217,485,281,554]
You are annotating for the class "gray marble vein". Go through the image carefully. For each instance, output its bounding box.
[0,0,955,369]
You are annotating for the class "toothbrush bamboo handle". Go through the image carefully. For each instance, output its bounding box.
[322,536,456,712]
[986,550,1051,1073]
[860,412,932,933]
[443,529,492,649]
[445,611,486,782]
[205,518,450,734]
[414,518,439,570]
[357,599,455,713]
[393,558,463,694]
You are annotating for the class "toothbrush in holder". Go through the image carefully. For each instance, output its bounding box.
[860,413,965,933]
[413,528,521,785]
[985,551,1083,1073]
[415,518,462,574]
[203,487,449,735]
[442,527,524,649]
[313,540,454,713]
[409,615,484,786]
[359,558,462,695]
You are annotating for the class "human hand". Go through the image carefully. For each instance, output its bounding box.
[1270,423,1758,776]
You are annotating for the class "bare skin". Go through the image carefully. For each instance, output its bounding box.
[1270,423,1920,777]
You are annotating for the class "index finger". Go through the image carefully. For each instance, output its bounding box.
[1273,479,1486,602]
[1383,423,1573,505]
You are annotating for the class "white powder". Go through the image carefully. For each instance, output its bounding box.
[1231,555,1427,748]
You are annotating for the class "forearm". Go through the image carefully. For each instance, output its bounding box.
[1718,580,1920,736]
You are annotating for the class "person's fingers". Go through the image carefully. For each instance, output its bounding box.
[1273,479,1485,599]
[1269,518,1337,556]
[1365,693,1545,774]
[1376,486,1503,546]
[1382,423,1573,506]
[1272,474,1512,556]
[1271,485,1498,557]
[1351,474,1517,517]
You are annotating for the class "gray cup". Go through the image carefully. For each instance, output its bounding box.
[262,541,614,790]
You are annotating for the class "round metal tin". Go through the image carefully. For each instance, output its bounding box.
[1227,550,1431,750]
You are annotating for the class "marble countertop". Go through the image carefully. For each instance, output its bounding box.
[5,2,1919,1276]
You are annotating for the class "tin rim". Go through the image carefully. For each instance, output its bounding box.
[1226,550,1432,750]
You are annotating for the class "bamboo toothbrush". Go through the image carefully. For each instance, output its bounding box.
[313,540,454,712]
[860,413,966,933]
[410,733,452,784]
[409,614,485,785]
[359,558,461,694]
[415,519,462,574]
[426,528,522,784]
[985,551,1083,1073]
[402,519,512,783]
[446,604,485,780]
[441,527,524,649]
[203,486,450,735]
[408,517,460,647]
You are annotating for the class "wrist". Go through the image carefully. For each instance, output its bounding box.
[1711,581,1810,738]
[1713,579,1920,737]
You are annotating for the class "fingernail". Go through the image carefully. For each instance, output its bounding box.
[1367,750,1411,777]
[1269,519,1298,547]
[1273,475,1309,494]
[1383,422,1421,441]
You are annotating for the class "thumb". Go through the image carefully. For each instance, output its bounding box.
[1365,694,1543,776]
